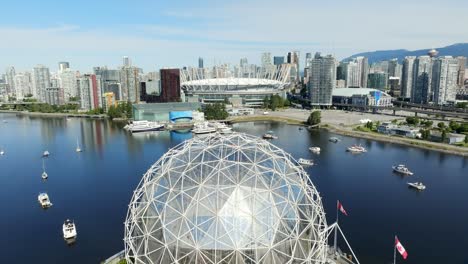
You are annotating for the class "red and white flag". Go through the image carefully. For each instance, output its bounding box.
[395,236,408,260]
[337,200,348,216]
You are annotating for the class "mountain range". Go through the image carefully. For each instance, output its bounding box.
[345,43,468,63]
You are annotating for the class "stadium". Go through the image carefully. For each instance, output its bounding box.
[180,65,291,107]
[124,133,332,264]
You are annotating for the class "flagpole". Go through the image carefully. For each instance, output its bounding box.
[334,200,339,255]
[393,236,396,264]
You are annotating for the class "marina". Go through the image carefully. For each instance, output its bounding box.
[0,115,467,264]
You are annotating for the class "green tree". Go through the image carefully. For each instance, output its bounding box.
[406,116,420,125]
[441,129,447,142]
[203,103,229,120]
[437,122,445,130]
[307,111,321,125]
[465,135,468,144]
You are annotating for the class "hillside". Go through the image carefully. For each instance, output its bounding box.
[345,43,468,63]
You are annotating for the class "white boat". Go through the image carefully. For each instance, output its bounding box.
[298,158,314,166]
[0,149,4,156]
[192,122,217,134]
[346,144,367,153]
[43,150,50,157]
[76,139,82,153]
[392,164,414,175]
[407,182,426,190]
[63,219,77,240]
[262,133,278,139]
[309,147,321,153]
[213,122,233,134]
[41,159,48,179]
[38,193,53,208]
[127,120,164,133]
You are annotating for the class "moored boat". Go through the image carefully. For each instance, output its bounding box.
[309,147,321,153]
[42,150,50,157]
[329,137,340,143]
[38,193,53,208]
[263,133,278,139]
[346,144,367,153]
[407,182,426,190]
[392,164,413,175]
[127,120,164,133]
[298,158,314,166]
[192,122,217,134]
[63,219,77,240]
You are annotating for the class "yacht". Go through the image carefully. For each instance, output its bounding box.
[213,122,233,134]
[407,182,426,190]
[192,122,217,134]
[38,193,53,208]
[42,150,50,157]
[262,133,278,139]
[63,219,77,240]
[298,158,314,166]
[41,159,48,180]
[309,147,321,153]
[127,120,164,133]
[76,139,82,153]
[392,164,414,175]
[329,137,340,143]
[346,144,367,153]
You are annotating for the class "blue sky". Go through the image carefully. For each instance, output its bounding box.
[1,0,467,72]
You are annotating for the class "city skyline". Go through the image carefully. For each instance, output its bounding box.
[1,0,468,71]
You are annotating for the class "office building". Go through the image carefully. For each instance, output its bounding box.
[432,56,459,105]
[356,57,369,88]
[5,66,16,94]
[401,56,416,99]
[287,51,300,83]
[14,73,31,99]
[412,56,433,104]
[346,61,361,88]
[198,57,204,68]
[389,77,401,97]
[32,65,51,101]
[160,69,181,102]
[59,69,78,100]
[367,72,388,90]
[308,53,336,106]
[305,52,312,68]
[273,56,284,65]
[120,66,141,103]
[77,74,102,110]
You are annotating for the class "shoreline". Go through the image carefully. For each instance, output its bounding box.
[0,110,106,119]
[229,114,468,157]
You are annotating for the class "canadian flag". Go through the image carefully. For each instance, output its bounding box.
[395,236,408,260]
[337,200,348,216]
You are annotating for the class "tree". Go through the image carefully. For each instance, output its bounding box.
[419,129,430,140]
[441,129,447,142]
[449,121,460,131]
[423,120,433,128]
[307,111,321,125]
[437,122,445,130]
[203,103,229,120]
[465,135,468,144]
[406,116,420,125]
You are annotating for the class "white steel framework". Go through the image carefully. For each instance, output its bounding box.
[124,133,329,264]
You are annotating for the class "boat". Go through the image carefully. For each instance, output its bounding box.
[213,122,233,134]
[42,150,50,157]
[0,149,4,156]
[262,133,278,139]
[76,139,82,153]
[407,182,426,190]
[309,147,321,153]
[346,144,367,153]
[329,137,340,143]
[38,193,53,208]
[63,219,77,240]
[192,122,217,134]
[41,159,48,179]
[298,158,314,166]
[392,164,414,175]
[127,120,164,133]
[298,127,304,130]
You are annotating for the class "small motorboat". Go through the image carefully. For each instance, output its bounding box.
[407,182,426,190]
[263,133,278,139]
[392,164,414,175]
[346,144,367,153]
[76,139,82,153]
[309,147,321,153]
[42,150,50,157]
[38,193,53,208]
[63,219,77,240]
[329,137,340,143]
[298,158,314,166]
[0,149,4,156]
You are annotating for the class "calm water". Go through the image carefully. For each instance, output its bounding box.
[0,114,467,264]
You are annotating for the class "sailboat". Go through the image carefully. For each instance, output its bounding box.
[41,159,48,180]
[76,139,82,153]
[0,147,4,156]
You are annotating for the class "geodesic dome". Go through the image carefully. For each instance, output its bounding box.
[124,133,328,264]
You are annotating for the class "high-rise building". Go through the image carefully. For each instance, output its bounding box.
[13,73,30,99]
[123,56,131,67]
[432,56,459,105]
[273,56,284,66]
[305,53,312,68]
[32,65,51,101]
[388,59,401,78]
[240,58,248,67]
[367,72,388,90]
[59,69,78,101]
[412,56,433,104]
[58,62,70,72]
[77,74,102,110]
[5,66,16,95]
[120,66,141,103]
[287,51,300,83]
[160,69,181,102]
[401,56,416,99]
[308,53,336,106]
[261,52,272,68]
[346,61,361,88]
[457,56,466,87]
[336,62,348,82]
[45,87,64,105]
[198,57,204,68]
[355,57,369,88]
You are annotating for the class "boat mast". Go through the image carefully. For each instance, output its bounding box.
[42,158,46,173]
[393,235,396,264]
[334,200,339,254]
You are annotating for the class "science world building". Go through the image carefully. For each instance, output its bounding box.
[124,133,334,264]
[180,65,291,107]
